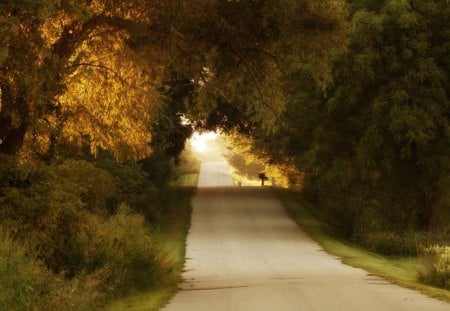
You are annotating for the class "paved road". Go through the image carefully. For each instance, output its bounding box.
[163,162,449,311]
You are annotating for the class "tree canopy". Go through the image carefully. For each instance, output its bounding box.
[1,0,448,249]
[227,0,450,239]
[0,0,348,159]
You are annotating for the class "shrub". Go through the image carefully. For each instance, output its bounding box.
[418,245,450,289]
[96,157,162,221]
[53,160,116,213]
[43,271,104,311]
[0,204,170,308]
[0,157,174,306]
[0,227,50,310]
[0,159,118,274]
[362,231,421,256]
[0,227,107,310]
[80,204,172,296]
[104,204,172,293]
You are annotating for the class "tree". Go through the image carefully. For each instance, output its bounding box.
[132,0,349,130]
[320,0,450,231]
[1,0,349,160]
[0,0,159,158]
[247,0,450,235]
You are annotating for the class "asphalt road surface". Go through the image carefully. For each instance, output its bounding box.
[163,162,449,311]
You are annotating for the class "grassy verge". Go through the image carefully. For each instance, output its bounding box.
[274,188,450,302]
[106,187,195,311]
[171,173,199,187]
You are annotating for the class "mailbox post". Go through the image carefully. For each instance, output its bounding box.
[258,172,268,186]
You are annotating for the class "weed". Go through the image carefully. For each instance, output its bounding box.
[418,245,450,289]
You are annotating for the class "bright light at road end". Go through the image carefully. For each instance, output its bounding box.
[190,131,219,153]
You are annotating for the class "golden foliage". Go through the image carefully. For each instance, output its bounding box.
[59,29,161,160]
[223,131,294,188]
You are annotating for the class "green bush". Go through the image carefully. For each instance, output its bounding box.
[0,156,176,307]
[0,160,117,274]
[0,205,171,307]
[0,227,49,310]
[96,157,162,221]
[45,272,104,311]
[0,226,108,311]
[362,231,421,256]
[78,205,172,296]
[53,160,116,213]
[418,245,450,289]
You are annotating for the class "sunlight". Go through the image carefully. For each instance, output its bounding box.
[189,131,218,153]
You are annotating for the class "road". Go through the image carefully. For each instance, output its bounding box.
[163,162,449,311]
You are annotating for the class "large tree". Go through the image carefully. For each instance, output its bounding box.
[241,0,450,235]
[0,0,158,158]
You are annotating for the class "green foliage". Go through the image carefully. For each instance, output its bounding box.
[52,159,116,213]
[103,188,194,311]
[0,154,33,188]
[0,227,49,310]
[96,155,163,221]
[361,231,421,256]
[0,156,180,309]
[0,227,102,311]
[418,245,450,289]
[242,0,450,254]
[0,159,116,274]
[0,154,184,308]
[67,204,172,297]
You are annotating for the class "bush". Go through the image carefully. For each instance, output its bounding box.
[0,160,117,275]
[0,156,175,307]
[361,231,422,256]
[0,226,107,311]
[104,204,172,293]
[53,160,116,213]
[0,203,172,308]
[0,228,50,310]
[96,157,163,221]
[78,205,172,296]
[418,245,450,289]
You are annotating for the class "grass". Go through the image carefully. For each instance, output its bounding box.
[171,173,199,187]
[106,187,195,311]
[274,188,450,302]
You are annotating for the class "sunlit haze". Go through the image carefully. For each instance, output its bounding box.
[189,131,219,153]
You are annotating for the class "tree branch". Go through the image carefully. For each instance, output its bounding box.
[65,62,127,85]
[228,44,278,115]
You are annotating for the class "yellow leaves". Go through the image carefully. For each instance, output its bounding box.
[57,27,161,160]
[222,130,294,188]
[40,12,72,48]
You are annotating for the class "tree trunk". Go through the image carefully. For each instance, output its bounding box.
[0,120,28,154]
[0,81,29,154]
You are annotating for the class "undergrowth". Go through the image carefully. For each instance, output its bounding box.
[0,153,192,310]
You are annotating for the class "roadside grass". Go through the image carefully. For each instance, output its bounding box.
[171,173,199,187]
[274,188,450,302]
[107,187,195,311]
[171,147,201,188]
